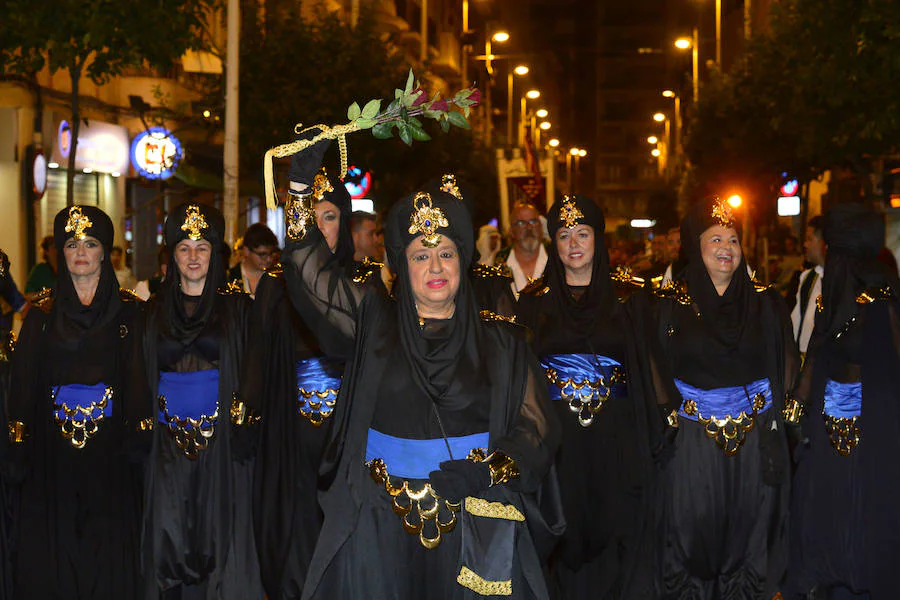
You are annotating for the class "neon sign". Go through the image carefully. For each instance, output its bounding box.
[130,127,182,180]
[343,165,372,199]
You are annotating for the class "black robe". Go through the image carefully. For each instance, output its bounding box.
[7,290,143,599]
[518,279,669,599]
[136,289,261,599]
[652,282,797,599]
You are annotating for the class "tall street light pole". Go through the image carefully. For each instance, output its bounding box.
[461,0,469,86]
[507,65,528,148]
[223,0,240,245]
[674,32,700,104]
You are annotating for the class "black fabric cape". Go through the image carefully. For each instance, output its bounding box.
[7,290,143,599]
[136,289,257,599]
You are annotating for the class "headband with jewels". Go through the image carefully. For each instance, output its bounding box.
[408,192,450,248]
[440,174,463,200]
[181,204,210,241]
[710,197,736,229]
[65,206,94,241]
[558,196,585,229]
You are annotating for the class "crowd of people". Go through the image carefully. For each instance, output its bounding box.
[0,129,896,600]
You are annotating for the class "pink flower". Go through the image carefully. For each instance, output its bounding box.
[465,89,481,105]
[429,98,449,113]
[411,88,429,107]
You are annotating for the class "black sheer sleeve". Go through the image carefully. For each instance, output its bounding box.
[7,309,46,453]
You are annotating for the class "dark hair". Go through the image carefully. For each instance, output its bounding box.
[349,211,376,233]
[157,246,169,267]
[112,245,124,254]
[808,215,824,237]
[242,223,278,250]
[40,235,54,251]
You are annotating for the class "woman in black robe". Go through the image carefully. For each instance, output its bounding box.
[652,197,798,599]
[517,194,671,599]
[785,205,900,600]
[8,206,142,598]
[136,202,262,599]
[272,133,562,598]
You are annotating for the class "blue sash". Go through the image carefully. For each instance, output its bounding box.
[541,353,627,402]
[824,379,862,419]
[157,369,220,424]
[52,383,113,422]
[675,378,772,422]
[365,429,489,479]
[296,358,342,422]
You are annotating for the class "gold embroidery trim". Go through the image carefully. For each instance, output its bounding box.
[137,418,155,432]
[159,395,218,460]
[485,451,520,487]
[479,310,517,324]
[546,366,627,427]
[180,204,209,241]
[653,279,693,306]
[824,413,861,457]
[464,496,525,521]
[408,191,449,248]
[52,386,113,449]
[8,421,26,444]
[782,396,803,424]
[352,256,385,284]
[456,566,512,597]
[856,286,894,304]
[230,396,260,426]
[297,386,339,427]
[286,194,316,240]
[64,206,93,240]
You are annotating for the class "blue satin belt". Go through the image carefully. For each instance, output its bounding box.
[296,358,342,424]
[365,429,489,479]
[824,379,862,419]
[675,378,772,422]
[157,369,220,425]
[51,383,114,448]
[541,353,627,401]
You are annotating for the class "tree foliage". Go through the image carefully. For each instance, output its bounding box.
[0,0,219,204]
[685,0,900,204]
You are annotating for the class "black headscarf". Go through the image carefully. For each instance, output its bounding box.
[544,194,615,331]
[813,203,897,344]
[680,197,752,349]
[159,202,226,345]
[289,161,355,268]
[52,205,120,346]
[383,177,484,408]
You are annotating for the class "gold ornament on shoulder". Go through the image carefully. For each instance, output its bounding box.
[440,174,463,200]
[180,204,209,241]
[558,196,584,229]
[408,191,449,248]
[65,206,93,241]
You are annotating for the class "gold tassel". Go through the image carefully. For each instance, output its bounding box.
[264,148,277,210]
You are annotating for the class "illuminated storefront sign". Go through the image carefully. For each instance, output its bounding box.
[51,119,131,174]
[130,127,182,180]
[344,165,372,199]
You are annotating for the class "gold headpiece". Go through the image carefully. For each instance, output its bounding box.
[64,206,93,241]
[311,168,334,201]
[558,196,584,229]
[440,174,463,200]
[711,197,736,229]
[408,192,449,248]
[180,205,209,241]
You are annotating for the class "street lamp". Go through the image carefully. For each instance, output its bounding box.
[526,89,541,100]
[507,64,529,147]
[727,194,743,208]
[548,138,560,147]
[651,148,661,157]
[653,112,666,122]
[662,89,676,98]
[536,108,549,119]
[662,90,683,173]
[578,149,586,158]
[492,31,510,43]
[483,28,510,147]
[539,121,551,130]
[647,135,658,144]
[518,90,541,147]
[675,29,700,103]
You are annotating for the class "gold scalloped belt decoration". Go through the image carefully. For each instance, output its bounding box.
[51,386,113,449]
[545,366,626,427]
[297,386,338,427]
[158,395,218,460]
[681,392,767,457]
[823,413,861,457]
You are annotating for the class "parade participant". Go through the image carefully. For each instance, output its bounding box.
[228,223,279,298]
[136,202,261,599]
[652,197,798,599]
[790,216,826,356]
[517,194,670,599]
[786,205,900,600]
[242,167,380,599]
[488,202,549,298]
[8,206,143,599]
[274,130,562,599]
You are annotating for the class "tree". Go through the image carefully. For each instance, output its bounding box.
[685,0,900,208]
[0,0,219,205]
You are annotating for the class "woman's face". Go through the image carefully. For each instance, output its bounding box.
[699,224,742,285]
[555,225,595,280]
[316,200,340,252]
[174,239,212,287]
[63,236,104,279]
[405,235,461,318]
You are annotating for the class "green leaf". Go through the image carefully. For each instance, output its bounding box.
[372,122,394,139]
[400,106,409,122]
[361,99,381,119]
[408,121,431,141]
[347,101,361,121]
[464,106,470,118]
[447,110,470,129]
[409,116,422,127]
[398,122,413,146]
[440,119,451,133]
[424,109,443,120]
[405,68,415,94]
[356,117,378,130]
[395,89,403,100]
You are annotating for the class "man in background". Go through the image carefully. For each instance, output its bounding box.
[350,211,381,262]
[25,235,57,298]
[111,246,136,290]
[791,216,826,357]
[228,223,278,298]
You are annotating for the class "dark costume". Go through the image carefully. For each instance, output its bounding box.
[0,250,21,600]
[8,206,143,599]
[517,195,667,599]
[652,199,798,599]
[136,203,261,600]
[786,205,900,600]
[272,137,561,599]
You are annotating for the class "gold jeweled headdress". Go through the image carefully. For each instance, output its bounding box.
[311,168,334,201]
[408,192,449,248]
[180,205,209,241]
[558,196,584,229]
[711,197,736,229]
[64,206,93,241]
[440,174,463,200]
